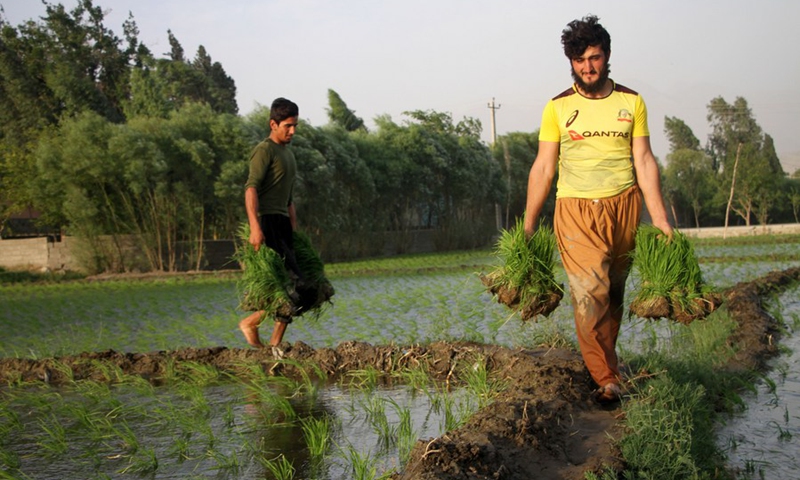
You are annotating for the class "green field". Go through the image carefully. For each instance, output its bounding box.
[1,234,799,479]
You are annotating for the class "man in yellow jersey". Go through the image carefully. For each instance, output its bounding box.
[523,15,672,404]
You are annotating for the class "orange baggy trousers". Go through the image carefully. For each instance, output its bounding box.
[554,185,642,388]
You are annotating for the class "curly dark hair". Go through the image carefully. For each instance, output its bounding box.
[561,15,611,59]
[269,97,299,124]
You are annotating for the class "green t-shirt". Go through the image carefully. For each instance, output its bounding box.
[244,139,296,216]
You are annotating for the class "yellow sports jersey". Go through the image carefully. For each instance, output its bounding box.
[539,81,650,199]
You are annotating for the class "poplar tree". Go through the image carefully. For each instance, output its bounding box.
[326,89,366,132]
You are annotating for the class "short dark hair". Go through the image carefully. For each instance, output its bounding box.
[269,97,299,124]
[561,15,611,59]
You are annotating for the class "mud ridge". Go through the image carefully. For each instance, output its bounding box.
[1,267,799,479]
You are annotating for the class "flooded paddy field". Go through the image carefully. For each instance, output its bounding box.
[1,236,799,479]
[717,286,800,479]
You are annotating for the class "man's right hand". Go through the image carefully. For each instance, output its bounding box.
[523,212,537,240]
[249,226,264,251]
[523,225,535,240]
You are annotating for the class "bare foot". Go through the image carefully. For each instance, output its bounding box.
[239,318,264,348]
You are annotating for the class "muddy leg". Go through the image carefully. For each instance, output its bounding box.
[239,311,266,348]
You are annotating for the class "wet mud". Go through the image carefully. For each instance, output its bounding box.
[2,266,799,479]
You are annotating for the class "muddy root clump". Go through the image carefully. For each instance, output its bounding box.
[629,291,723,325]
[480,273,563,321]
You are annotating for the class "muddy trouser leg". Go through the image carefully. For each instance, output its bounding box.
[554,186,641,387]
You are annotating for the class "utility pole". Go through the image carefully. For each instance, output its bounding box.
[488,98,502,230]
[487,97,501,145]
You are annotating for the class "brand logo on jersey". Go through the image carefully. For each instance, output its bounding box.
[568,130,584,140]
[566,110,579,128]
[568,130,630,141]
[617,109,632,123]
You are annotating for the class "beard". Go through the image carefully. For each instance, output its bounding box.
[571,62,611,95]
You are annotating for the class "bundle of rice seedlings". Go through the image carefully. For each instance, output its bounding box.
[479,219,563,321]
[292,231,335,313]
[234,224,334,320]
[629,224,722,324]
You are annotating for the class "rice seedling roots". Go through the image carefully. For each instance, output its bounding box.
[479,274,563,321]
[2,266,799,479]
[629,291,724,325]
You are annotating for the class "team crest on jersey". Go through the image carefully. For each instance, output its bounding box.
[617,109,632,123]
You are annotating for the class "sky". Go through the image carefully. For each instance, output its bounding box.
[3,0,800,173]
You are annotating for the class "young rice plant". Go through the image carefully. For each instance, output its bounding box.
[480,218,563,321]
[629,225,722,324]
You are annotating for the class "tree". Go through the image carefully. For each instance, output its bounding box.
[31,102,247,272]
[125,32,238,117]
[359,114,426,251]
[166,29,184,61]
[0,0,140,234]
[663,149,716,228]
[400,110,501,249]
[305,124,378,254]
[33,111,129,271]
[192,45,237,114]
[664,116,700,152]
[492,131,540,229]
[662,115,719,228]
[123,55,173,118]
[326,89,365,132]
[707,96,783,228]
[787,180,800,223]
[707,96,761,173]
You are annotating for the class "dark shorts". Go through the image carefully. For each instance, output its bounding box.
[259,214,315,320]
[259,214,301,278]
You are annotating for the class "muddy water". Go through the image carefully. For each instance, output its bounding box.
[716,286,800,479]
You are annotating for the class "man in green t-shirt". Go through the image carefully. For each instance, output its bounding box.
[239,97,303,352]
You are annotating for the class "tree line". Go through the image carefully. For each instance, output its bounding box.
[0,1,503,272]
[660,97,799,228]
[2,1,797,274]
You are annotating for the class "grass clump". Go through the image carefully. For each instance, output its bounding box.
[620,377,721,479]
[460,355,508,408]
[234,223,334,320]
[611,307,752,478]
[630,225,722,324]
[300,414,334,458]
[479,219,562,321]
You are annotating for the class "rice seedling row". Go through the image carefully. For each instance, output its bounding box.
[0,364,482,479]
